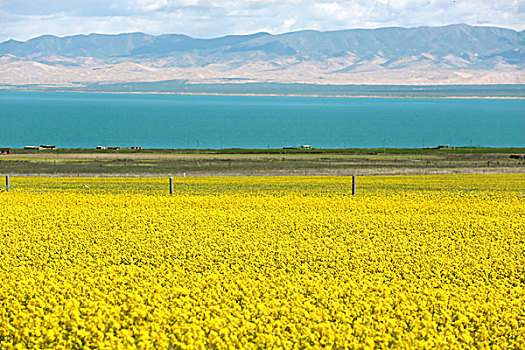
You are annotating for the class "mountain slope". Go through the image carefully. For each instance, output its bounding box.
[0,24,523,86]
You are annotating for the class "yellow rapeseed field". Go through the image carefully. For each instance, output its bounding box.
[0,175,524,348]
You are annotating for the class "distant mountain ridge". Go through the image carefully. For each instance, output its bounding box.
[1,24,523,87]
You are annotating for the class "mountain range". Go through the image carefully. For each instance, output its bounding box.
[0,24,523,88]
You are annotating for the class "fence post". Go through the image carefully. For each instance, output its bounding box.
[352,175,356,196]
[6,175,10,191]
[169,177,174,195]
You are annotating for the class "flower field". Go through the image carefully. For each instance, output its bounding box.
[0,175,524,348]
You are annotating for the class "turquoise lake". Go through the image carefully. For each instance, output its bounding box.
[0,91,523,149]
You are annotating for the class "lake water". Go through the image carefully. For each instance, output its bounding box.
[0,91,523,149]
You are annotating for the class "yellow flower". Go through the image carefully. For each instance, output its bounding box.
[0,174,523,348]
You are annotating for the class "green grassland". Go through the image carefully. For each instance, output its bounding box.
[1,147,524,176]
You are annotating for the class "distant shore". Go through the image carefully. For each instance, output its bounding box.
[2,89,525,100]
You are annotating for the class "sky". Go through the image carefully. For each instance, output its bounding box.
[0,0,523,42]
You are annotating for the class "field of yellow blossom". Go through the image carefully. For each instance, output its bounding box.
[0,174,524,348]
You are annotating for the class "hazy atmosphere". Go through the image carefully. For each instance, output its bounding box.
[1,0,523,42]
[1,1,525,349]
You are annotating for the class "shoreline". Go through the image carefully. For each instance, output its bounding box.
[1,89,524,100]
[4,147,525,155]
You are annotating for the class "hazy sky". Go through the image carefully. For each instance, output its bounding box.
[0,0,523,42]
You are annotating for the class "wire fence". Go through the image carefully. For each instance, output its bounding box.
[2,174,524,196]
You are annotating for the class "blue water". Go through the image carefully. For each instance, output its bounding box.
[0,91,523,149]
